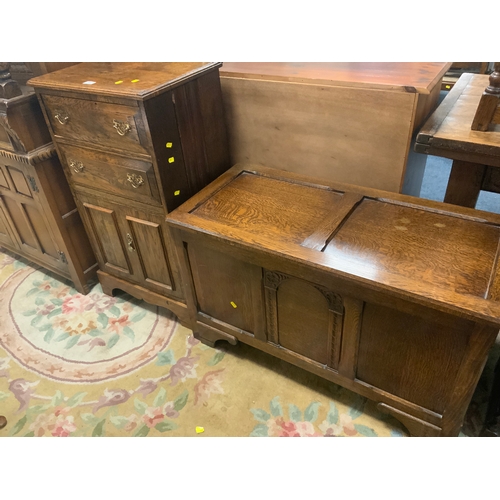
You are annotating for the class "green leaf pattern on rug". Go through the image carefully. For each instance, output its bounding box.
[15,275,158,355]
[250,397,379,437]
[207,351,225,366]
[269,396,283,417]
[157,349,175,366]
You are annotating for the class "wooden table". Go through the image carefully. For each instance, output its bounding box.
[415,73,500,208]
[220,62,451,195]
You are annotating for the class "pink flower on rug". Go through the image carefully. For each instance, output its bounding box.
[264,413,322,437]
[193,369,224,405]
[38,303,55,315]
[0,255,15,269]
[108,315,131,334]
[123,414,139,432]
[267,417,300,437]
[319,413,357,437]
[29,406,76,437]
[170,356,199,386]
[87,293,117,313]
[36,280,53,292]
[62,295,94,314]
[142,406,165,428]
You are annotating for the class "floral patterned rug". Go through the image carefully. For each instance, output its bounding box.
[0,248,497,437]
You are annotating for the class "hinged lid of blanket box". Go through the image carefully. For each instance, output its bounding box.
[166,164,500,324]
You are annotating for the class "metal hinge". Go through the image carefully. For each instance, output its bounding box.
[58,251,68,264]
[27,175,39,193]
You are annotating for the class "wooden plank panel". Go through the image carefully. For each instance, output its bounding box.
[83,202,131,273]
[221,77,416,192]
[126,216,173,290]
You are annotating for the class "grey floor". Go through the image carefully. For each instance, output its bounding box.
[419,155,500,214]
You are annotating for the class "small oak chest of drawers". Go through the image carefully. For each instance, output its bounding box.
[29,63,230,324]
[166,164,500,436]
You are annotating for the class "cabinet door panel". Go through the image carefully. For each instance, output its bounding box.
[7,166,33,197]
[187,243,263,336]
[2,196,40,250]
[126,215,174,291]
[0,197,19,249]
[0,167,10,189]
[81,201,132,276]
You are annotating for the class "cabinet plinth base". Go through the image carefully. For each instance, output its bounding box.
[97,270,190,327]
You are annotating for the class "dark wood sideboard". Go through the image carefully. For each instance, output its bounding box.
[166,164,500,437]
[0,63,97,293]
[28,63,230,324]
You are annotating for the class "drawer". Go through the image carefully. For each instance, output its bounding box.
[41,94,149,155]
[58,144,162,206]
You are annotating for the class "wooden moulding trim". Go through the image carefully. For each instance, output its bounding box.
[377,403,442,437]
[0,144,57,165]
[416,73,474,145]
[413,145,500,168]
[195,317,442,426]
[429,137,500,159]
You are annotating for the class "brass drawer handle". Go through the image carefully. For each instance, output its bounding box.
[127,173,144,189]
[54,110,69,125]
[69,160,84,173]
[126,233,135,252]
[113,119,131,136]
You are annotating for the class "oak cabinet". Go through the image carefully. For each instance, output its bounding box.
[167,164,500,436]
[29,63,230,324]
[0,86,97,293]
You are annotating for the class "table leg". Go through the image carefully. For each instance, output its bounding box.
[444,160,486,208]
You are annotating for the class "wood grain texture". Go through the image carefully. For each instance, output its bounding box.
[42,94,147,155]
[167,164,500,435]
[416,74,500,161]
[168,164,500,325]
[28,63,221,100]
[325,198,500,298]
[57,143,161,206]
[31,63,230,311]
[444,160,485,207]
[220,62,451,93]
[193,171,345,244]
[357,303,472,413]
[221,76,417,193]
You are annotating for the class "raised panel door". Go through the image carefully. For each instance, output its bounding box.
[77,194,135,282]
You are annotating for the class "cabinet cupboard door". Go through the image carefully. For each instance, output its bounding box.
[76,193,181,297]
[0,197,19,249]
[77,196,135,282]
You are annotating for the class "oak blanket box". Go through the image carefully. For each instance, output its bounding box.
[166,164,500,437]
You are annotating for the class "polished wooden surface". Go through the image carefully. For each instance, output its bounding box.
[221,62,451,93]
[29,62,220,99]
[416,73,500,209]
[166,164,500,436]
[220,63,450,194]
[30,63,230,322]
[472,62,500,131]
[0,86,97,293]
